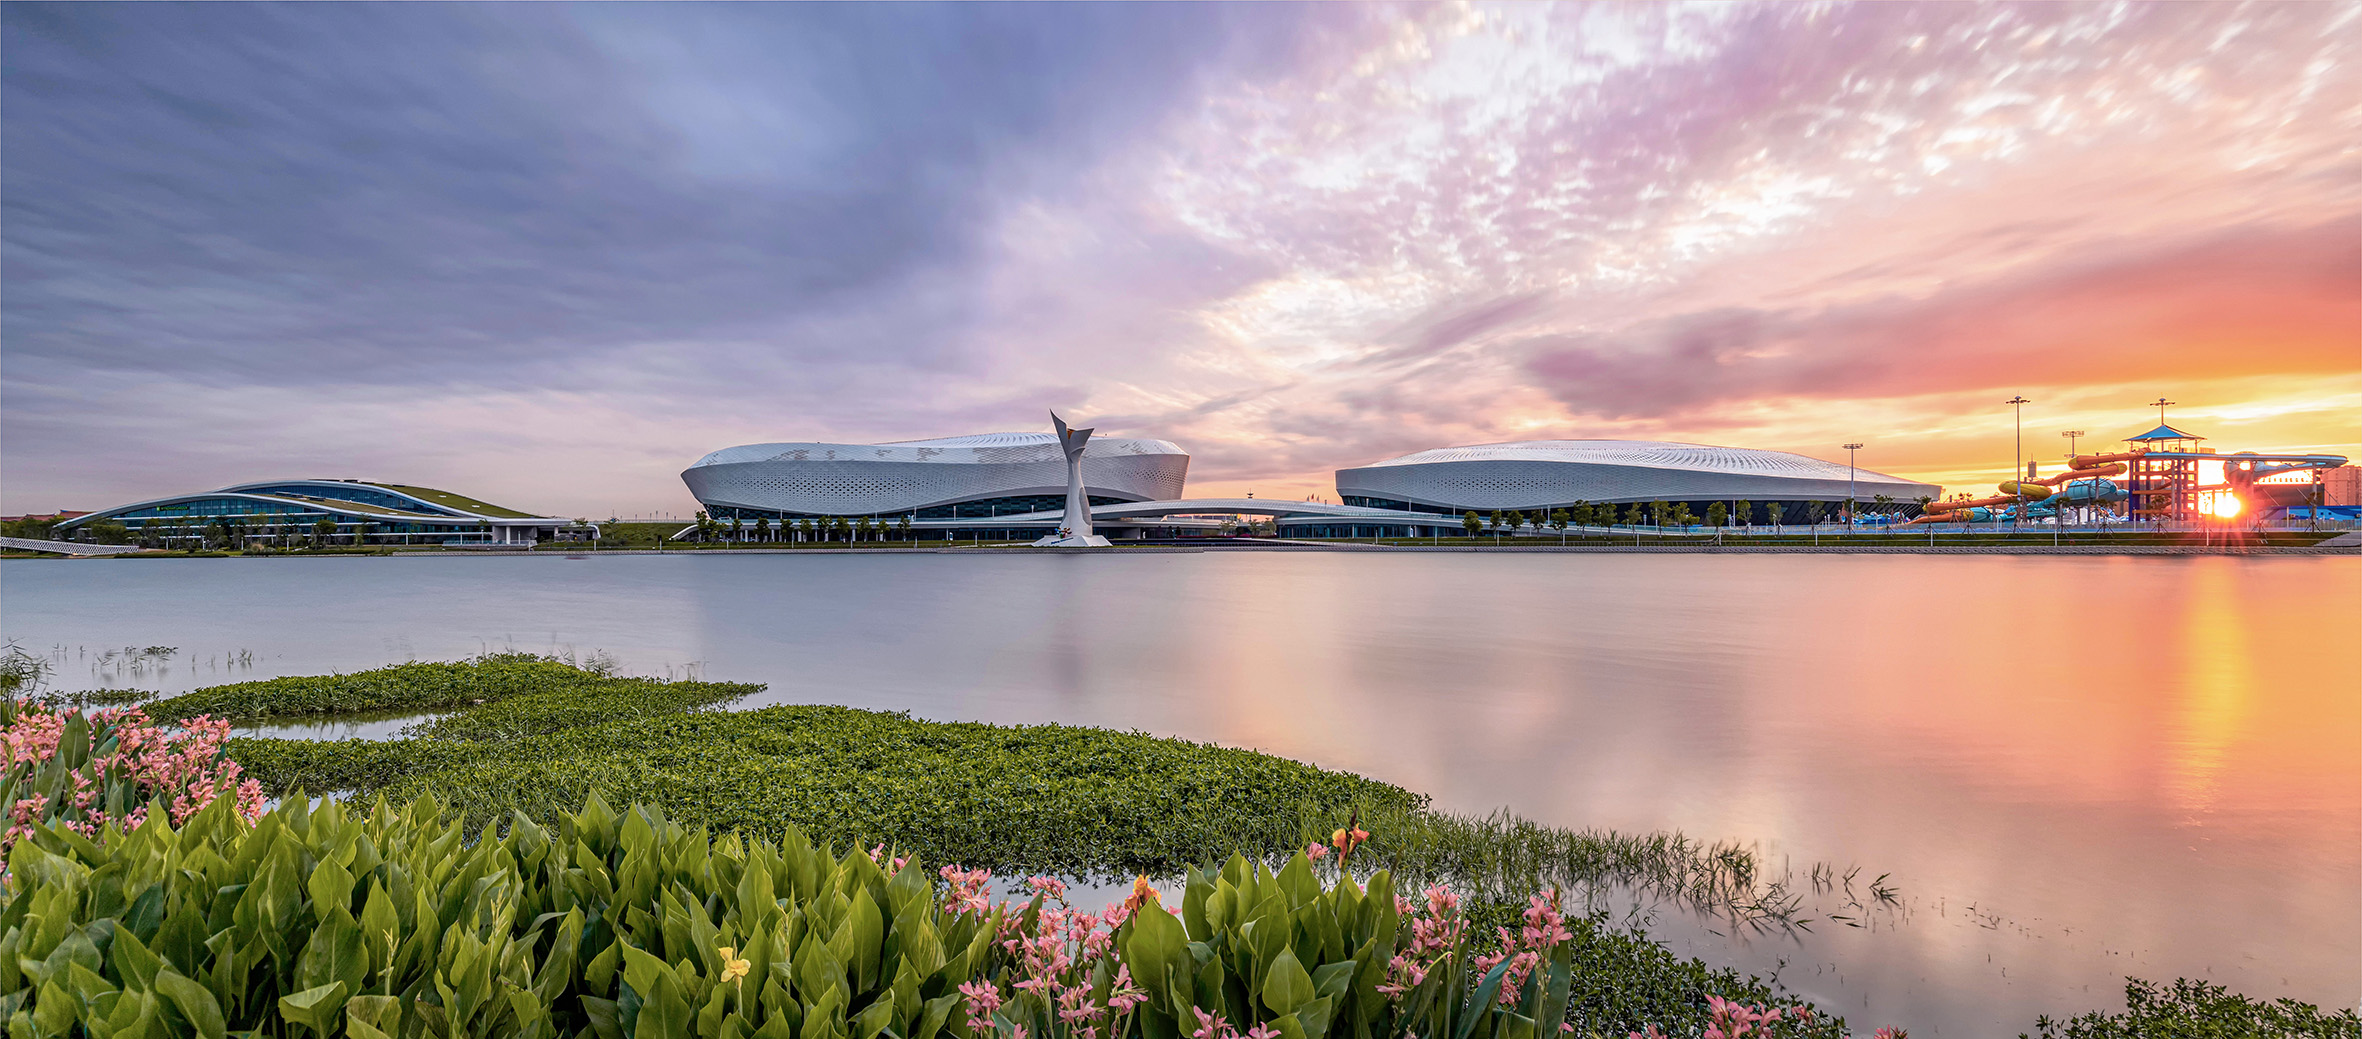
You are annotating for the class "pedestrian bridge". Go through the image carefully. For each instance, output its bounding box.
[0,536,147,556]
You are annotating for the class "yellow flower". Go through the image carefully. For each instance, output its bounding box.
[719,945,750,984]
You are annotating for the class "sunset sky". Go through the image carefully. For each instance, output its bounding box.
[5,2,2357,517]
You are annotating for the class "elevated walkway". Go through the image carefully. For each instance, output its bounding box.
[0,536,147,556]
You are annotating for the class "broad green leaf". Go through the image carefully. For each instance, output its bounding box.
[1261,946,1315,1017]
[1275,854,1320,910]
[633,972,694,1039]
[279,981,350,1038]
[153,967,227,1039]
[346,994,403,1039]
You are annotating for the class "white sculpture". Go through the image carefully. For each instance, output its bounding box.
[1032,411,1112,548]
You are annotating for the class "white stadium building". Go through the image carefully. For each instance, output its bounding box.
[680,432,1192,537]
[1329,440,1941,528]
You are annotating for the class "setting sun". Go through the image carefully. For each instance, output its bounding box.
[2209,495,2244,519]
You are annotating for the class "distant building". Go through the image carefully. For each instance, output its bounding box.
[54,480,575,546]
[2325,466,2362,508]
[680,433,1190,522]
[1335,440,1942,524]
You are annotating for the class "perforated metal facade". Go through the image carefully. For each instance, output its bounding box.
[1335,440,1939,511]
[681,433,1190,516]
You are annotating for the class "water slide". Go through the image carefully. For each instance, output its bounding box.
[1906,455,2131,525]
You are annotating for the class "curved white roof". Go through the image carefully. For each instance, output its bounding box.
[683,431,1191,515]
[1359,440,1893,481]
[691,433,1185,468]
[1338,439,1938,509]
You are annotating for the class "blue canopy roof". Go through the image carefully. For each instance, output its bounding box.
[2128,423,2204,442]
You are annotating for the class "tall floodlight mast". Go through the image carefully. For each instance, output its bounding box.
[2006,396,2031,533]
[1033,412,1113,548]
[1843,442,1864,532]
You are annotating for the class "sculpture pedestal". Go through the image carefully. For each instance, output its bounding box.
[1031,533,1112,548]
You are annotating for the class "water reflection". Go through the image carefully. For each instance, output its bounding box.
[3,552,2355,1034]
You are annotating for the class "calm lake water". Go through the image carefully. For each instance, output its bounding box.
[4,552,2356,1034]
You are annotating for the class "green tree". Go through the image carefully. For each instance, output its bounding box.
[1487,510,1503,537]
[313,517,338,547]
[1462,511,1482,538]
[1706,501,1727,527]
[730,516,745,543]
[1506,510,1526,537]
[898,515,913,541]
[1735,500,1753,528]
[1549,509,1569,543]
[755,517,771,542]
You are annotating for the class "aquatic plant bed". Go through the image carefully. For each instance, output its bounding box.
[190,659,1770,913]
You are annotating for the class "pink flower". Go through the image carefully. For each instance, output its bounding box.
[958,980,1004,1034]
[1306,842,1329,861]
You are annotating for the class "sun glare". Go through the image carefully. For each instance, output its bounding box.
[2208,495,2243,519]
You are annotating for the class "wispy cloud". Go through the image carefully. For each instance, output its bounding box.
[4,2,2355,512]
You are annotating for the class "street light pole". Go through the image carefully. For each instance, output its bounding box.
[2006,396,2031,538]
[2060,430,2085,541]
[1843,443,1863,537]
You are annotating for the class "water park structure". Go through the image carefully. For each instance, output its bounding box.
[1908,420,2350,527]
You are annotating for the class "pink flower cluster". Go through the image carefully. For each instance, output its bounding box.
[1473,892,1575,1007]
[1188,1016,1280,1039]
[943,867,1149,1039]
[3,704,264,859]
[1629,997,1904,1039]
[941,865,995,917]
[1376,884,1467,999]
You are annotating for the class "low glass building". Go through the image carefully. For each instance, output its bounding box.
[53,479,576,547]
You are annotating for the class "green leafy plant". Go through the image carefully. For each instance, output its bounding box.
[1,694,264,861]
[1,791,1593,1039]
[2019,978,2359,1039]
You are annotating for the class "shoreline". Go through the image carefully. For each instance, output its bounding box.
[8,541,2356,558]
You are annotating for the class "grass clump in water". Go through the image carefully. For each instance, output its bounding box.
[2020,978,2359,1039]
[144,652,621,721]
